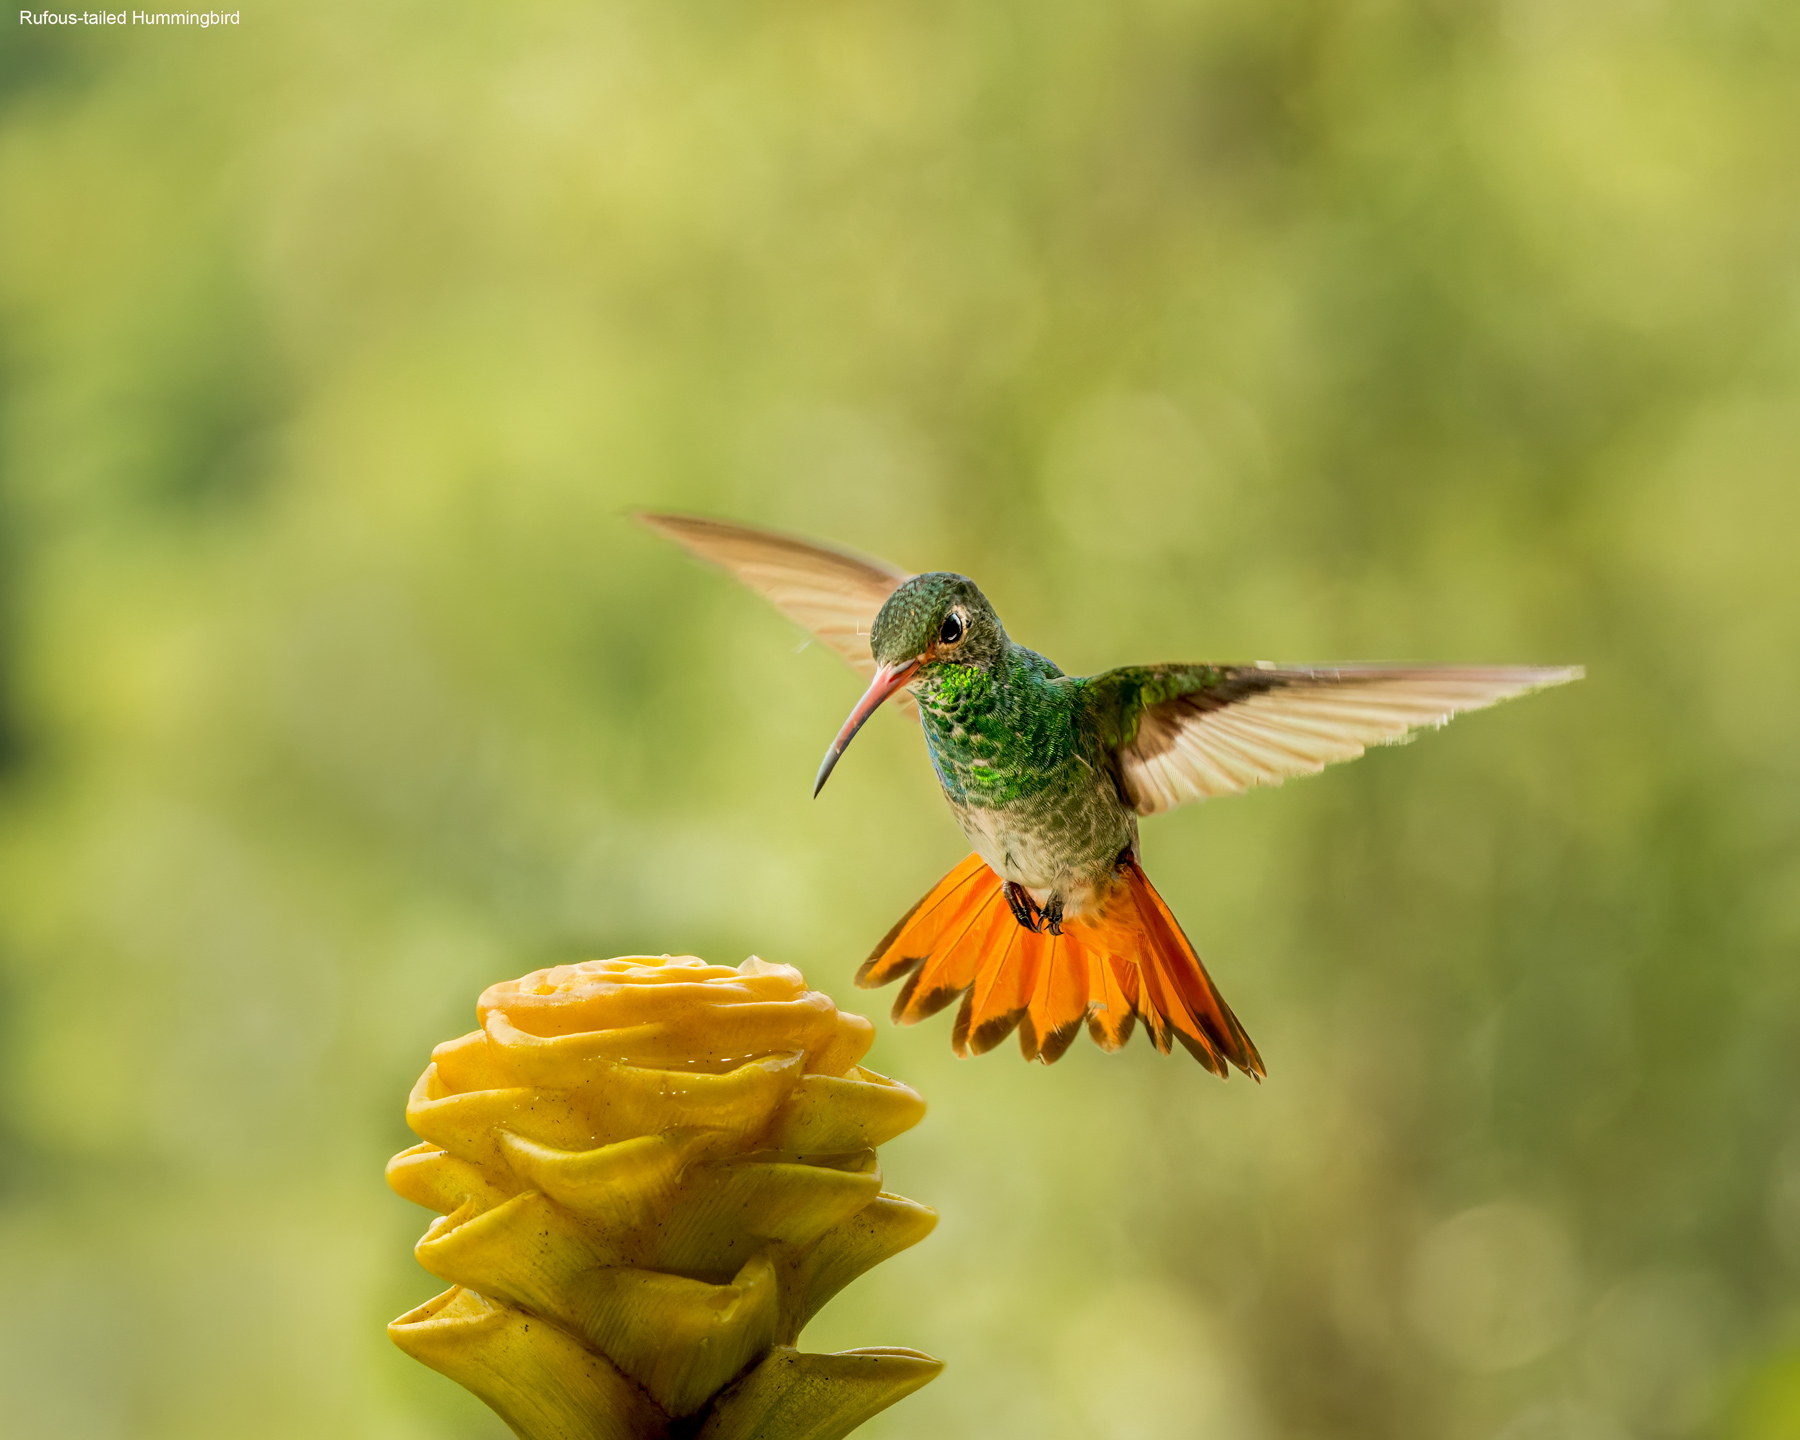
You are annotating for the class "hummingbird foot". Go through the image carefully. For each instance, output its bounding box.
[1001,882,1065,935]
[1002,881,1040,932]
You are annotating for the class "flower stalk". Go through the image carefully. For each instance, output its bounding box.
[387,955,941,1440]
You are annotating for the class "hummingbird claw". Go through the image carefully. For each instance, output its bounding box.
[1002,882,1041,933]
[1002,882,1064,935]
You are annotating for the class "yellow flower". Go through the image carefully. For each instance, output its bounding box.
[387,955,941,1440]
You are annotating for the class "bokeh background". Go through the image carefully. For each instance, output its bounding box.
[3,3,1798,1438]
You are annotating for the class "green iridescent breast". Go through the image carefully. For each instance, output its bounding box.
[915,647,1083,809]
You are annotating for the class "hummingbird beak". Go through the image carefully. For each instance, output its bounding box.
[814,659,922,797]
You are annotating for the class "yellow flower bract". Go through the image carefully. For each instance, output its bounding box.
[387,954,940,1440]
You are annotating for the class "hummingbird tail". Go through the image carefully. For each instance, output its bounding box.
[1107,858,1265,1079]
[855,854,1264,1078]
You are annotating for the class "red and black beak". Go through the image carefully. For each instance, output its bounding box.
[813,659,922,797]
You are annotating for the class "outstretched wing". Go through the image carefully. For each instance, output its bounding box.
[638,512,917,714]
[1086,663,1583,816]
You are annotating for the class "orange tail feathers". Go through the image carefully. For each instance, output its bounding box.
[854,854,1264,1077]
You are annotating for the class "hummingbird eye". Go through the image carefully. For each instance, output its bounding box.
[938,612,965,646]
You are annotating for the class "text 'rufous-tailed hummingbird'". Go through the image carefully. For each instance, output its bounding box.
[641,512,1581,1078]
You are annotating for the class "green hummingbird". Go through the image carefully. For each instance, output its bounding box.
[641,512,1581,1075]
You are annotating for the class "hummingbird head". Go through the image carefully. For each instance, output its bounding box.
[814,572,1005,796]
[869,572,1005,674]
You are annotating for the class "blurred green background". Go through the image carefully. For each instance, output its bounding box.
[2,3,1798,1438]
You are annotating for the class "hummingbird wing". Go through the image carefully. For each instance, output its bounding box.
[637,512,918,717]
[1088,663,1582,816]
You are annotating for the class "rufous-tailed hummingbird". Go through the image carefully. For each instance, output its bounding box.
[641,512,1580,1077]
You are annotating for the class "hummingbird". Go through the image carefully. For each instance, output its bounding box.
[640,512,1581,1076]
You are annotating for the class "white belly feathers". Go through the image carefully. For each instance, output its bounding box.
[953,804,1050,885]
